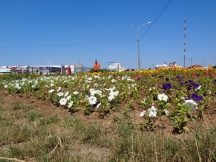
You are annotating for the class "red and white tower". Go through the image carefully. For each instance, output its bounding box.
[184,18,186,68]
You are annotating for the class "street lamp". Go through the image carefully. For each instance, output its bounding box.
[132,21,151,70]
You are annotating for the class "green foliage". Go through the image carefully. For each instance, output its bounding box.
[12,102,33,111]
[0,69,216,134]
[27,112,43,121]
[12,101,22,110]
[0,100,216,161]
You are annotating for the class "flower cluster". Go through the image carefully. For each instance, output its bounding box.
[1,67,215,133]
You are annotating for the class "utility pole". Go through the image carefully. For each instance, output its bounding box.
[191,58,192,67]
[132,22,151,70]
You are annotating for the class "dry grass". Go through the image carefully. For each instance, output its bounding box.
[0,99,215,162]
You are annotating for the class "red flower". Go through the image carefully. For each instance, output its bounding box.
[191,74,196,77]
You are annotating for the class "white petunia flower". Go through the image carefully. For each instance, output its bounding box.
[66,95,71,100]
[127,78,134,82]
[90,89,102,96]
[57,87,61,92]
[195,85,201,91]
[111,79,116,83]
[95,90,102,96]
[140,110,146,117]
[68,101,73,108]
[158,93,168,102]
[22,78,27,82]
[163,109,169,116]
[109,91,119,97]
[15,83,21,90]
[88,96,97,105]
[131,83,137,87]
[21,82,25,86]
[149,87,155,91]
[34,80,38,85]
[90,88,95,95]
[4,85,8,88]
[107,86,116,92]
[94,75,99,79]
[73,91,79,95]
[108,95,115,101]
[180,96,185,101]
[96,102,101,109]
[148,106,157,117]
[50,83,54,87]
[184,100,197,110]
[64,91,69,97]
[94,83,98,87]
[59,98,67,106]
[87,77,92,81]
[57,92,64,97]
[49,89,54,93]
[114,91,119,96]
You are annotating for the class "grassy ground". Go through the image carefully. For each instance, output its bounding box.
[0,92,216,162]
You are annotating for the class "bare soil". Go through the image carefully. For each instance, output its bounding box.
[1,89,216,138]
[1,89,216,161]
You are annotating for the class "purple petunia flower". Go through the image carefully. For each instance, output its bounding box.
[176,75,183,80]
[176,75,181,79]
[180,82,186,85]
[188,80,193,83]
[191,82,200,89]
[162,83,172,90]
[187,80,200,89]
[191,93,203,101]
[187,85,192,90]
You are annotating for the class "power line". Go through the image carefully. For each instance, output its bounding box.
[0,40,135,48]
[0,0,172,49]
[140,0,173,40]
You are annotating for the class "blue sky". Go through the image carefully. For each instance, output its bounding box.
[0,0,216,69]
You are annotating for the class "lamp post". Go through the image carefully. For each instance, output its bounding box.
[132,22,151,70]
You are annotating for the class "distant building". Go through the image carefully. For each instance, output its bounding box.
[0,66,11,73]
[0,64,92,74]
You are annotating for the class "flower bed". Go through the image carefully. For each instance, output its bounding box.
[1,67,216,133]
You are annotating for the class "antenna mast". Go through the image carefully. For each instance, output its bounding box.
[184,18,186,68]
